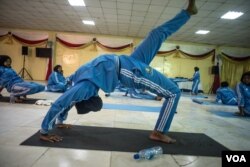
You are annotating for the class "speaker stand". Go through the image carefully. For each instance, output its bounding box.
[18,55,33,80]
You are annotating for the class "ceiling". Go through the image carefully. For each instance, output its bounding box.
[0,0,250,48]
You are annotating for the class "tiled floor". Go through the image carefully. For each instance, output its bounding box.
[0,88,249,167]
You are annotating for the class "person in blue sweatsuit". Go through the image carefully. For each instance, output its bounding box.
[190,66,200,95]
[215,81,237,105]
[125,88,162,101]
[235,71,250,116]
[0,55,45,103]
[47,65,69,92]
[39,0,198,143]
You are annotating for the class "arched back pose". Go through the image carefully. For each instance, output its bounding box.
[40,0,198,143]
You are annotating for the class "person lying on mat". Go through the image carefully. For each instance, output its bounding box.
[215,81,237,105]
[235,71,250,116]
[0,55,45,103]
[124,88,162,101]
[46,65,71,92]
[39,0,198,143]
[189,66,200,95]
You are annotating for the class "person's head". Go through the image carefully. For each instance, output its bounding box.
[221,81,229,87]
[241,71,250,86]
[75,96,103,114]
[0,55,12,68]
[53,65,62,73]
[194,67,199,71]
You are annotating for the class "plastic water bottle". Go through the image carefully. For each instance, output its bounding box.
[133,146,163,160]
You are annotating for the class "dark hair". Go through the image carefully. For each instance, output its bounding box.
[75,96,103,114]
[0,55,11,67]
[241,71,250,82]
[221,81,229,87]
[53,65,62,72]
[194,67,199,71]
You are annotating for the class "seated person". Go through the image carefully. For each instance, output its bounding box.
[0,55,45,103]
[235,71,250,116]
[215,81,237,105]
[46,65,70,92]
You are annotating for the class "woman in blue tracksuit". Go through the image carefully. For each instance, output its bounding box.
[190,66,200,95]
[47,65,69,92]
[39,0,198,143]
[0,55,45,103]
[216,81,237,105]
[235,71,250,116]
[125,88,161,100]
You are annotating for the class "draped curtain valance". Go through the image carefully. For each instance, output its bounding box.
[56,34,133,51]
[221,52,250,62]
[0,30,48,46]
[157,49,216,61]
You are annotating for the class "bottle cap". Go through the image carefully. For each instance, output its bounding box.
[133,154,140,159]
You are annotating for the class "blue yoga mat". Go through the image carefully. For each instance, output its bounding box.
[192,99,237,106]
[181,93,208,99]
[103,103,161,112]
[209,110,250,118]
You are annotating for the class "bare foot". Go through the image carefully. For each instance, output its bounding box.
[186,0,198,15]
[149,131,176,144]
[40,133,63,142]
[56,123,72,129]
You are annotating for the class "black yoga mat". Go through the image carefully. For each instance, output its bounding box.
[0,96,41,104]
[21,125,229,157]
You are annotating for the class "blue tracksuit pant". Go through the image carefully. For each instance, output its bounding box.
[191,71,200,94]
[41,10,190,134]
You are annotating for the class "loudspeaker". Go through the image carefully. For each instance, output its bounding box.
[22,46,28,55]
[211,66,219,74]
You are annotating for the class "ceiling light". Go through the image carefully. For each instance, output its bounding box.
[196,30,210,35]
[82,20,95,25]
[68,0,85,6]
[221,11,244,20]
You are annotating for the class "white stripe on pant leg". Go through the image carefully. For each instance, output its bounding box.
[121,69,177,131]
[157,95,175,131]
[120,69,173,96]
[193,80,199,92]
[12,85,30,96]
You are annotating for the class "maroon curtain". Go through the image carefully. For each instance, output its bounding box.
[45,57,52,80]
[12,34,48,45]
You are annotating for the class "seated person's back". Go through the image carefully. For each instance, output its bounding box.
[216,81,237,105]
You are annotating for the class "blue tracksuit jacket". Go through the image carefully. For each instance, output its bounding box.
[216,87,237,105]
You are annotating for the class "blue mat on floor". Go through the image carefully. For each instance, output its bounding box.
[192,99,237,106]
[209,110,250,118]
[103,103,161,112]
[181,93,208,98]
